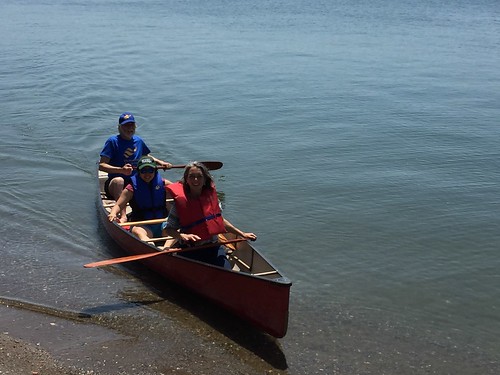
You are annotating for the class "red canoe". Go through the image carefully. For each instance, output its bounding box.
[95,170,291,338]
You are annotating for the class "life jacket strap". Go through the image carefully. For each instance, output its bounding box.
[181,213,222,232]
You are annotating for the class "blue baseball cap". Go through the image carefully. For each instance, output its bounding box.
[119,112,135,126]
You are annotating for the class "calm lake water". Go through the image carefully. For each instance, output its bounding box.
[1,0,500,374]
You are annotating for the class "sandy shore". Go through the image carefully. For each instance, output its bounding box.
[3,298,500,375]
[0,333,85,375]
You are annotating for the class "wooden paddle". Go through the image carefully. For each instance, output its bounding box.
[131,161,222,171]
[83,238,246,268]
[168,161,223,171]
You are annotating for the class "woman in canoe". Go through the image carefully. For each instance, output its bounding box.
[108,156,172,242]
[161,161,256,268]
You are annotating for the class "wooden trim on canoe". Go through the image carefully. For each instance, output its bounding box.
[229,255,251,270]
[148,236,174,242]
[118,218,168,226]
[100,192,173,204]
[252,270,279,277]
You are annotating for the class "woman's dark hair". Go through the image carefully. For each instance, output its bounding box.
[181,161,214,191]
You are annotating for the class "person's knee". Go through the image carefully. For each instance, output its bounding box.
[132,226,153,240]
[109,177,125,189]
[132,226,145,236]
[108,177,125,199]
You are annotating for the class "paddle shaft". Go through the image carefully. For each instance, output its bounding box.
[132,161,223,171]
[84,238,247,268]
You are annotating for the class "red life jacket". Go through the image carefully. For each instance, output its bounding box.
[166,182,226,240]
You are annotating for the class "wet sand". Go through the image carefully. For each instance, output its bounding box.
[3,296,499,375]
[0,333,83,375]
[0,300,288,375]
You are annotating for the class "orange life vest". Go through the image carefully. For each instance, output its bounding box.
[166,182,226,241]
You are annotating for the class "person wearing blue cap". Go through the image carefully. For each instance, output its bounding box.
[99,112,172,223]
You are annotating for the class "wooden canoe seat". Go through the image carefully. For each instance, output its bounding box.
[148,236,174,242]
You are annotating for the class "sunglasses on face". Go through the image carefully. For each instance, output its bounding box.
[139,167,156,174]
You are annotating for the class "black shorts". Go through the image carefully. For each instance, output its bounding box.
[178,245,229,268]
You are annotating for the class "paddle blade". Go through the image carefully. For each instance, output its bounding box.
[83,250,171,268]
[200,161,223,170]
[169,161,223,171]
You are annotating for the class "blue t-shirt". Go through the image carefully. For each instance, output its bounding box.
[100,134,151,179]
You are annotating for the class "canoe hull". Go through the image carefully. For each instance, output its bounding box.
[97,175,291,338]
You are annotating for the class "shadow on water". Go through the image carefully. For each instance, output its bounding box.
[149,278,288,370]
